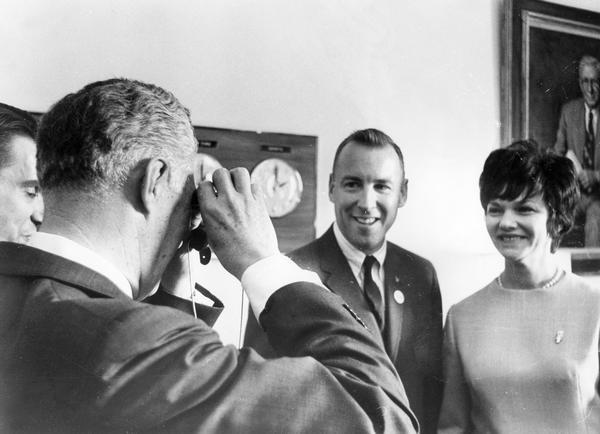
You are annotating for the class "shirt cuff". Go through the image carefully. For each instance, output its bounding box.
[241,254,326,320]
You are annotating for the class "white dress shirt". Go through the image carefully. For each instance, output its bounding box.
[28,232,324,320]
[585,105,598,137]
[333,222,386,305]
[242,254,325,320]
[28,232,133,298]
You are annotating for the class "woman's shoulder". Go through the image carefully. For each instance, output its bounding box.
[447,280,497,318]
[560,271,600,299]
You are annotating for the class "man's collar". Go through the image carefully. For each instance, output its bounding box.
[332,222,387,269]
[28,232,133,298]
[584,103,599,114]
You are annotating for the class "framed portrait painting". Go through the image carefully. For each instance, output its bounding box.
[502,0,600,148]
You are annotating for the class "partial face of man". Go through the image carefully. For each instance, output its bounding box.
[329,141,407,254]
[0,135,43,243]
[579,64,600,108]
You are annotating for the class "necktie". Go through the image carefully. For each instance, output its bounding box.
[362,255,384,330]
[584,110,595,170]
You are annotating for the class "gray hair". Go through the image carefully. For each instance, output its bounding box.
[579,55,600,76]
[37,79,197,193]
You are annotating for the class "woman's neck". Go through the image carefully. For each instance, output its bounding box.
[501,256,559,289]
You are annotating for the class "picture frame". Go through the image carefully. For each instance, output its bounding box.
[501,0,600,148]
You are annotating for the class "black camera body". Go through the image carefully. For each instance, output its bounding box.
[189,193,211,264]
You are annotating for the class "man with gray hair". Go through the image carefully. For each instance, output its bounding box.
[555,55,600,246]
[0,79,417,433]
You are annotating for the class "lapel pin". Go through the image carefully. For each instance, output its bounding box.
[394,276,400,283]
[393,290,404,305]
[554,330,564,344]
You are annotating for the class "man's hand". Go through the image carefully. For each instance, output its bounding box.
[198,167,279,280]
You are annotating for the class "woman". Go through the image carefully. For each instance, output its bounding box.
[438,141,600,433]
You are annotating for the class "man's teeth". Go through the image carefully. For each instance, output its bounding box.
[355,217,377,224]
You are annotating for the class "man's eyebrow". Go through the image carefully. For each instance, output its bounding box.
[20,180,40,188]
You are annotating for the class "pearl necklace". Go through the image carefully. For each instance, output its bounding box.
[496,269,563,289]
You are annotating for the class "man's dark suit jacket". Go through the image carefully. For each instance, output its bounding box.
[555,98,600,171]
[245,226,443,434]
[0,241,418,433]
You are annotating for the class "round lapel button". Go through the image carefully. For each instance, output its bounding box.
[393,290,404,304]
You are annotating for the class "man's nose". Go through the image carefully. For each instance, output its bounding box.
[357,187,377,210]
[31,195,44,228]
[584,80,597,94]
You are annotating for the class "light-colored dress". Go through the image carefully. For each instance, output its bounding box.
[438,272,600,433]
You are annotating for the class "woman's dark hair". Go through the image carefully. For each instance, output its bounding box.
[479,140,580,252]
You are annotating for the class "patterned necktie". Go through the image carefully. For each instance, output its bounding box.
[584,110,595,170]
[362,255,384,330]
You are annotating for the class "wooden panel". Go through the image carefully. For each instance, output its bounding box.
[193,126,317,253]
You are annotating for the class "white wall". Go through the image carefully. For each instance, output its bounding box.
[3,0,600,344]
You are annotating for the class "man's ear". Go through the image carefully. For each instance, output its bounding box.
[140,158,169,213]
[328,173,335,202]
[398,178,408,208]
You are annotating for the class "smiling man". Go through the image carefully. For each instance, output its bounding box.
[245,128,443,434]
[0,84,419,433]
[555,55,600,246]
[0,103,43,243]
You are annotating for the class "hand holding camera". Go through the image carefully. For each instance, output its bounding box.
[198,167,279,280]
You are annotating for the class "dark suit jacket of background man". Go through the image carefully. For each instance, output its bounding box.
[0,241,418,433]
[555,97,600,170]
[245,226,443,434]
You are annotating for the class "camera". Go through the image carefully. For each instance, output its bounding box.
[189,191,211,264]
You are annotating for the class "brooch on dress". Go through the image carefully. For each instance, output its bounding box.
[554,330,564,344]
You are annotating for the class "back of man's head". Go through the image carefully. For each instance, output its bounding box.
[37,79,197,195]
[0,103,37,168]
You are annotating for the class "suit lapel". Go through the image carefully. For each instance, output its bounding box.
[577,101,600,169]
[383,244,405,363]
[577,100,586,157]
[594,106,600,169]
[569,100,586,163]
[0,242,127,300]
[316,228,380,333]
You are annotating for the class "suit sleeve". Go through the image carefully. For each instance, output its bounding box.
[56,282,418,433]
[243,304,279,358]
[555,105,569,156]
[243,247,320,359]
[421,266,444,433]
[438,307,472,433]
